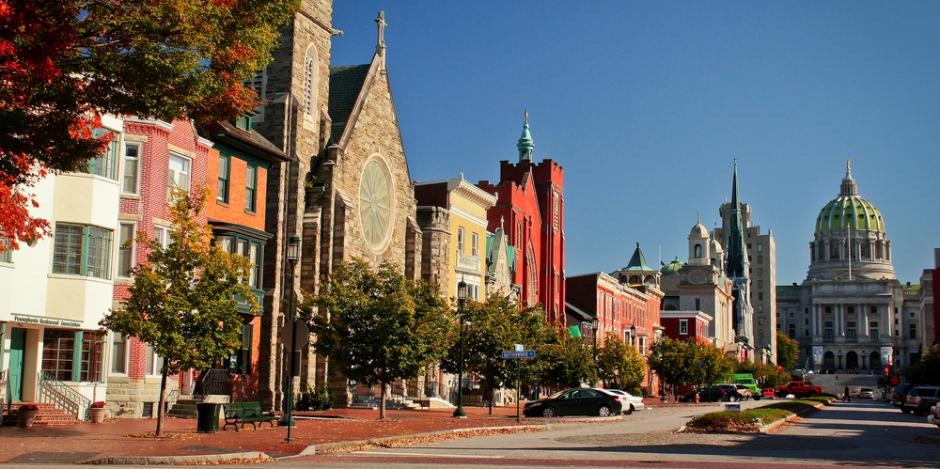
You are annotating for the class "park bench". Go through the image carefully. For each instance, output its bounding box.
[222,401,278,431]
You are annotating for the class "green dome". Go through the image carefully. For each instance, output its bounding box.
[661,257,683,275]
[815,195,885,234]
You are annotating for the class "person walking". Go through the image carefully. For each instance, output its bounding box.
[843,385,851,402]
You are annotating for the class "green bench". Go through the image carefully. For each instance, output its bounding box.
[222,401,278,431]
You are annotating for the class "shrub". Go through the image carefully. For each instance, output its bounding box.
[296,387,332,411]
[19,403,38,411]
[687,398,829,432]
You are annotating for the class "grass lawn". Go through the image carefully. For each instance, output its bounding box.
[687,397,830,432]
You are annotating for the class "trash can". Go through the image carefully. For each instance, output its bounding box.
[196,403,221,433]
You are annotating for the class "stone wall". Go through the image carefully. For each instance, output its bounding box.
[106,375,178,419]
[417,206,451,297]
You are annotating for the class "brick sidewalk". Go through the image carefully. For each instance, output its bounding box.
[0,406,536,465]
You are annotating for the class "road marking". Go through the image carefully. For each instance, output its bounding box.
[351,451,506,459]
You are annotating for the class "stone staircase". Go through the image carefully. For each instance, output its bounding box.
[167,398,199,419]
[2,403,80,426]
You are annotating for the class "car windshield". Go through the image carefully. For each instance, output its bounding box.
[549,390,569,399]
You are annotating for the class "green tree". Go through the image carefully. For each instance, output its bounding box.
[101,190,256,436]
[776,331,799,370]
[596,333,646,393]
[648,338,696,399]
[696,343,736,386]
[537,326,598,390]
[304,260,452,419]
[906,345,940,385]
[0,0,298,247]
[441,294,552,414]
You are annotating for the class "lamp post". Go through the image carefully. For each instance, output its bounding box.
[453,280,468,418]
[592,319,599,361]
[630,325,637,349]
[283,235,300,442]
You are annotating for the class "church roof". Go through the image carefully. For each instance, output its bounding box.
[622,242,655,272]
[815,161,886,235]
[328,64,371,145]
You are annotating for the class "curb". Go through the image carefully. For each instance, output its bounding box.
[82,451,273,465]
[758,400,828,434]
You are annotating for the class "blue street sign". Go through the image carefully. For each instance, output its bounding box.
[501,350,536,359]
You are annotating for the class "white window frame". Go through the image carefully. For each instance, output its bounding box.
[153,225,171,248]
[110,333,130,375]
[167,152,192,194]
[457,227,465,254]
[679,319,689,335]
[145,343,164,377]
[117,222,136,278]
[121,141,142,195]
[471,232,478,257]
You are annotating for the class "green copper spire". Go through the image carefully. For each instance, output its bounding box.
[517,109,534,162]
[726,159,747,278]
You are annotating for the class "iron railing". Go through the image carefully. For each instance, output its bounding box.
[39,371,91,420]
[195,368,231,397]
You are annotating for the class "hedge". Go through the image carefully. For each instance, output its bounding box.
[686,398,829,432]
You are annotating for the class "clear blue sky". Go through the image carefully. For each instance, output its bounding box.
[330,1,940,285]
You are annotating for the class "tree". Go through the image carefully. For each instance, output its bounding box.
[596,333,646,393]
[537,326,598,390]
[304,260,452,419]
[648,338,735,399]
[906,345,940,385]
[0,0,298,248]
[101,190,256,436]
[441,294,552,414]
[776,331,799,370]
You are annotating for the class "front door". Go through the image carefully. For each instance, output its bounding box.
[7,328,26,402]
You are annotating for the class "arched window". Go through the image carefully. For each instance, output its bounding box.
[303,44,318,116]
[694,244,702,258]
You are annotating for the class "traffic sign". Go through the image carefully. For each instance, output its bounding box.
[501,350,536,359]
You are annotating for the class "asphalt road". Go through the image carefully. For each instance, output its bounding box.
[292,399,940,469]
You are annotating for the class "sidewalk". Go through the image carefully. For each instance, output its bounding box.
[0,406,546,465]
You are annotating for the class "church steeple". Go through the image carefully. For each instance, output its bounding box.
[726,159,748,278]
[517,109,534,162]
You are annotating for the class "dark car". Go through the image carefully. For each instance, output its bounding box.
[523,388,622,417]
[693,385,738,402]
[716,384,746,401]
[891,383,917,407]
[902,386,940,416]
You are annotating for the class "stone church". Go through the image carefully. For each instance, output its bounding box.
[252,1,423,407]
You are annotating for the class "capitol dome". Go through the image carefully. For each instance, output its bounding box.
[815,195,885,235]
[661,257,683,276]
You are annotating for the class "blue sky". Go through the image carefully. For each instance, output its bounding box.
[330,1,940,285]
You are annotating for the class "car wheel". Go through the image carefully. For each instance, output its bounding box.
[901,407,911,414]
[914,409,926,416]
[598,405,612,417]
[625,404,634,415]
[542,407,556,418]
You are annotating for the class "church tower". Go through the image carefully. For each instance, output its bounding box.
[723,160,755,358]
[688,212,711,267]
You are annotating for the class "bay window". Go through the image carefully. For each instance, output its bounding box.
[168,153,191,193]
[52,223,113,280]
[122,142,141,194]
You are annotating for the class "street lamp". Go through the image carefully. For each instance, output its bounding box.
[630,325,637,349]
[453,279,468,418]
[283,235,300,441]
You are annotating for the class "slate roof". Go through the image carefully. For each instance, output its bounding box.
[622,242,655,272]
[200,121,288,163]
[328,64,371,144]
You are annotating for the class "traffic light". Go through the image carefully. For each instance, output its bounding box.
[884,365,890,376]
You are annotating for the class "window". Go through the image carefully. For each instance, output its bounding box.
[245,164,257,212]
[457,227,465,254]
[824,321,834,341]
[788,323,796,339]
[117,223,135,278]
[694,244,702,258]
[909,323,917,339]
[122,142,141,194]
[218,235,263,289]
[227,323,253,375]
[303,45,318,115]
[42,329,75,381]
[870,321,879,339]
[0,237,12,263]
[553,195,560,230]
[111,333,128,374]
[217,155,230,203]
[694,298,701,310]
[757,280,763,289]
[248,241,261,288]
[758,292,763,301]
[471,232,478,257]
[86,129,118,180]
[153,226,171,248]
[757,255,763,264]
[145,343,164,375]
[757,243,763,253]
[52,223,113,279]
[679,319,688,335]
[168,153,191,193]
[80,332,105,382]
[846,321,857,341]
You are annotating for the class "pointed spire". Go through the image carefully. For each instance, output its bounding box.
[375,11,387,53]
[839,158,859,196]
[731,158,740,206]
[517,109,534,162]
[696,209,701,225]
[726,159,747,278]
[624,241,655,271]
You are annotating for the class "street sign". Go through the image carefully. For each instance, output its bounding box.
[501,350,536,359]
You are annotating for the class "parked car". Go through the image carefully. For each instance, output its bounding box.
[891,383,917,408]
[928,404,940,429]
[777,381,822,398]
[901,386,940,416]
[717,384,747,401]
[857,388,875,399]
[761,388,777,399]
[523,388,622,417]
[694,386,729,402]
[597,389,645,414]
[734,384,755,400]
[732,373,762,396]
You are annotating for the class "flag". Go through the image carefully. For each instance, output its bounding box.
[567,325,582,338]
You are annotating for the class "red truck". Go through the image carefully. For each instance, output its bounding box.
[777,381,823,397]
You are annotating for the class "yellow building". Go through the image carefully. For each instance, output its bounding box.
[415,174,496,301]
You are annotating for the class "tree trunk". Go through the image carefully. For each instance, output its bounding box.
[379,381,387,420]
[156,364,168,436]
[488,384,494,416]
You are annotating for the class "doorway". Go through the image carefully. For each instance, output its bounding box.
[846,351,858,371]
[7,328,26,402]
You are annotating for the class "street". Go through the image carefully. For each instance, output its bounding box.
[289,400,939,469]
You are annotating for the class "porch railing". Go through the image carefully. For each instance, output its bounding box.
[38,371,91,420]
[195,368,231,398]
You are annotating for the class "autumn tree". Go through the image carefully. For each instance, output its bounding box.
[537,326,598,390]
[596,333,647,393]
[776,331,799,370]
[101,190,257,436]
[304,260,452,419]
[0,0,297,249]
[441,295,552,414]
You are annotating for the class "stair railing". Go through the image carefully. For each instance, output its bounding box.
[38,371,91,420]
[195,368,231,398]
[165,389,179,414]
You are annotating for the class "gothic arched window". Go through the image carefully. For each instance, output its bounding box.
[303,44,318,116]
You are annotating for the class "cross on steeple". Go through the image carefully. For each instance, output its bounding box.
[375,11,387,51]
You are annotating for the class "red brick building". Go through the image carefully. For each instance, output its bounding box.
[660,311,713,344]
[477,115,565,323]
[108,118,212,418]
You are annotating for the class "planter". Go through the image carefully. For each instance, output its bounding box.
[17,409,38,428]
[89,407,108,423]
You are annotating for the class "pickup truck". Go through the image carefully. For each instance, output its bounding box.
[777,381,823,397]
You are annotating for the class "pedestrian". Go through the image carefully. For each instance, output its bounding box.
[843,385,851,402]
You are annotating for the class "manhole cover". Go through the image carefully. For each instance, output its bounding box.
[5,452,98,464]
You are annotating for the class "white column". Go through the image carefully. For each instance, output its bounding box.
[862,305,869,339]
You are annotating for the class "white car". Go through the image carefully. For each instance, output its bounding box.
[597,389,645,414]
[928,404,940,429]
